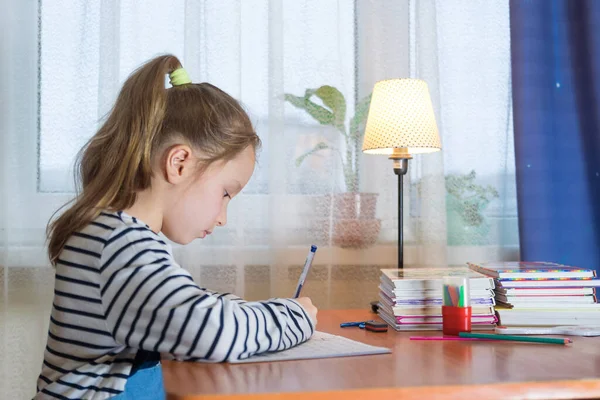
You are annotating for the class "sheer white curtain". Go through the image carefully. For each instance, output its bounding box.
[357,0,518,268]
[3,0,402,294]
[0,1,518,397]
[409,0,519,264]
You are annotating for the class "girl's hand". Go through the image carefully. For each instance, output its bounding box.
[295,297,318,326]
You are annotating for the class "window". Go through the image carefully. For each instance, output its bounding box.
[2,0,517,267]
[38,0,356,196]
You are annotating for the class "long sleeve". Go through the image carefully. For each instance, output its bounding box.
[98,226,314,362]
[197,287,247,304]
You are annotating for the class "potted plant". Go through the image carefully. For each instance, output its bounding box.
[445,170,499,245]
[284,85,381,248]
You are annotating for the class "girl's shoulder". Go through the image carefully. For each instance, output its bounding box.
[58,210,174,277]
[70,210,169,255]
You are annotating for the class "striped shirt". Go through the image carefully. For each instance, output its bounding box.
[35,211,314,399]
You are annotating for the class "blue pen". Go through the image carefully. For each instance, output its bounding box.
[293,245,317,298]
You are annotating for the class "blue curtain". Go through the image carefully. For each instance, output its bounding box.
[510,0,600,271]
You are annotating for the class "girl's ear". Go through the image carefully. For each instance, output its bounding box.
[164,145,194,184]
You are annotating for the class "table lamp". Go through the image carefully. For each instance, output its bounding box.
[362,79,441,269]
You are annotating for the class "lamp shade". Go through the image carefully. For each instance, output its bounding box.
[362,78,441,155]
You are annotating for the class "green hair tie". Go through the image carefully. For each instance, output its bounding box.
[169,68,192,86]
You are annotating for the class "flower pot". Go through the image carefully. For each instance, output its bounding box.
[326,192,379,219]
[313,193,381,249]
[332,218,381,249]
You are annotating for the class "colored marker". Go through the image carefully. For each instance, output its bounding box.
[293,245,317,298]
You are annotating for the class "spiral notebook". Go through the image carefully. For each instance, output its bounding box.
[230,331,391,364]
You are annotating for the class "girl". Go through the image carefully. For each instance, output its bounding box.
[35,55,317,400]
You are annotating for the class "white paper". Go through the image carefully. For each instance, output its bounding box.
[230,331,391,364]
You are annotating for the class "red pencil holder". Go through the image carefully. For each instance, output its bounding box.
[442,306,472,336]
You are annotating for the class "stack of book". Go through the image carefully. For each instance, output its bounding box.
[377,267,498,331]
[468,261,600,327]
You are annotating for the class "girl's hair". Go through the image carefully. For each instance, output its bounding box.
[47,54,260,264]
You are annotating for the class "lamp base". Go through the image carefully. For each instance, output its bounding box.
[368,153,411,310]
[392,158,409,269]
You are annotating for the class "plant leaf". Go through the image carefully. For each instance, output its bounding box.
[303,100,335,125]
[349,93,372,140]
[284,93,306,109]
[284,93,335,126]
[314,86,347,132]
[295,142,329,167]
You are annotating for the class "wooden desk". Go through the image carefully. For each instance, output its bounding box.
[162,309,600,400]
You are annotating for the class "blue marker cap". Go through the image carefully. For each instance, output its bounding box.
[310,245,317,252]
[340,321,364,328]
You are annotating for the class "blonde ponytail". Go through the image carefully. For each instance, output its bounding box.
[47,55,259,264]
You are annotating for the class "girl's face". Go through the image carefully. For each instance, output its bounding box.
[161,145,255,244]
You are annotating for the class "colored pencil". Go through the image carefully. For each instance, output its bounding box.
[443,286,452,306]
[458,332,572,345]
[410,336,491,341]
[449,285,458,306]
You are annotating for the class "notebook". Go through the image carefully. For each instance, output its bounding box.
[495,306,600,326]
[379,290,494,316]
[394,314,498,324]
[495,287,595,296]
[495,279,600,288]
[495,294,597,305]
[378,307,496,331]
[381,267,494,290]
[230,331,391,364]
[468,261,596,280]
[379,280,495,300]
